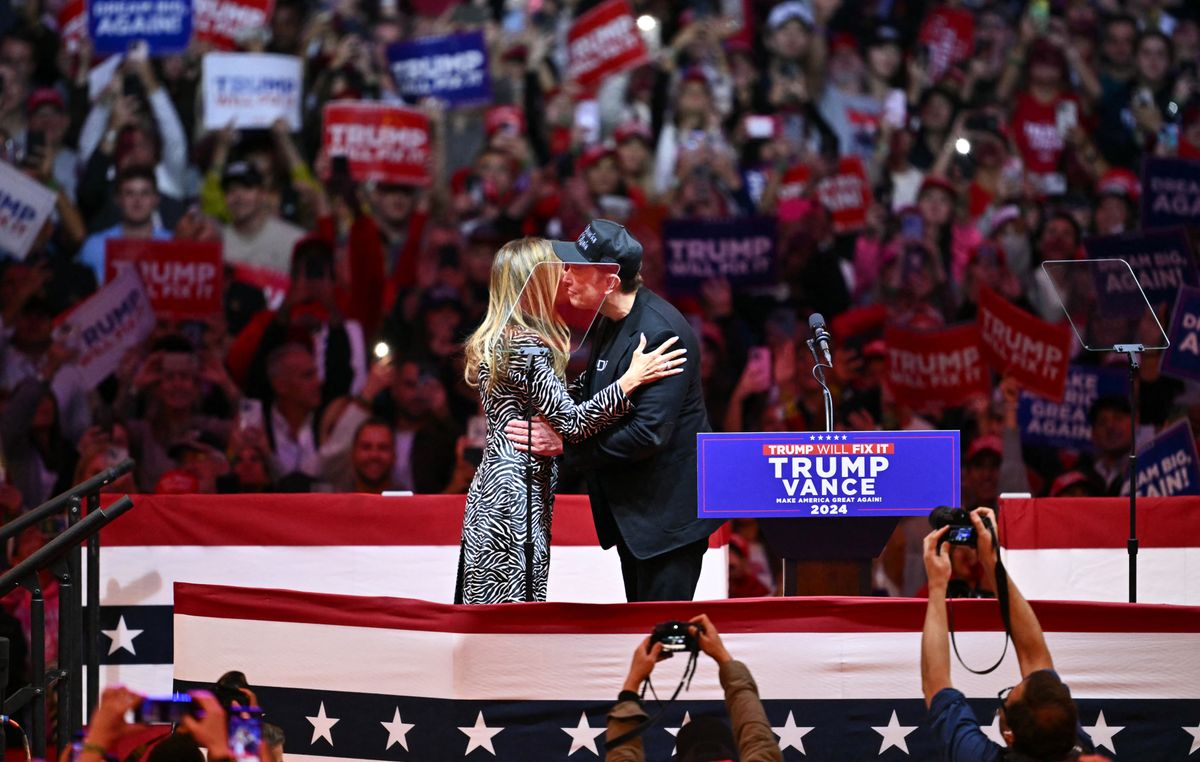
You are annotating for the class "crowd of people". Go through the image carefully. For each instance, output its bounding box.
[0,0,1198,604]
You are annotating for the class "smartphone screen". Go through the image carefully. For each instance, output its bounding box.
[228,710,263,762]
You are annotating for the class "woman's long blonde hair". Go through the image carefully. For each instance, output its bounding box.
[464,237,571,394]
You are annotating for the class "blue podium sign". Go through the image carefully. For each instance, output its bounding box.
[697,430,960,518]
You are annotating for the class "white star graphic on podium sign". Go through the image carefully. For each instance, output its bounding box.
[1084,711,1124,753]
[306,702,339,746]
[561,712,604,756]
[381,707,414,751]
[665,712,692,755]
[810,435,817,441]
[1183,720,1200,754]
[772,711,814,753]
[981,713,1005,745]
[872,710,917,755]
[459,711,503,755]
[101,616,143,655]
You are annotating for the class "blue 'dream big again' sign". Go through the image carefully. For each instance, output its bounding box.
[697,430,960,518]
[88,0,192,54]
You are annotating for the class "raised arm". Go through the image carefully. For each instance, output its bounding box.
[972,507,1054,677]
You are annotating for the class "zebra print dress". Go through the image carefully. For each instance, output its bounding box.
[457,331,633,604]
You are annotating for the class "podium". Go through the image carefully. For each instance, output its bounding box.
[758,517,899,595]
[697,430,960,596]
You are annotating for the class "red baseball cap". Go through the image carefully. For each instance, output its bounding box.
[577,143,617,172]
[485,105,525,138]
[966,434,1003,462]
[1096,168,1141,203]
[614,121,653,145]
[1049,470,1090,497]
[27,88,66,114]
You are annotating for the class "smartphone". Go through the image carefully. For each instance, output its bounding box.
[26,130,45,156]
[133,695,195,724]
[883,90,907,130]
[1055,100,1078,137]
[228,709,263,762]
[744,115,776,140]
[238,399,264,431]
[573,100,601,146]
[123,72,145,100]
[748,346,771,375]
[900,211,924,241]
[127,39,149,62]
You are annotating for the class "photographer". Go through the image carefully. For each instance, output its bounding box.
[922,508,1095,761]
[605,614,781,762]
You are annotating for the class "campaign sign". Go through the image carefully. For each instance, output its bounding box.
[105,239,223,319]
[777,163,812,223]
[231,263,290,309]
[567,0,649,92]
[662,217,776,294]
[387,31,491,107]
[1083,226,1198,308]
[1135,420,1200,498]
[0,161,57,260]
[202,53,302,130]
[58,0,88,52]
[193,0,272,50]
[697,430,960,518]
[815,156,872,233]
[1017,365,1129,452]
[1141,157,1200,229]
[977,286,1072,401]
[1163,285,1200,382]
[917,7,974,81]
[58,267,156,388]
[88,0,192,55]
[884,323,988,409]
[322,102,430,186]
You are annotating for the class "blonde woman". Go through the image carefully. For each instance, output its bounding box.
[458,237,686,604]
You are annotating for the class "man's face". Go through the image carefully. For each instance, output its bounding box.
[1136,36,1171,84]
[562,264,618,311]
[116,178,159,227]
[390,362,430,418]
[159,353,201,411]
[475,153,513,197]
[1103,21,1136,68]
[225,183,264,226]
[1040,219,1077,259]
[352,424,395,487]
[371,184,416,226]
[0,38,33,85]
[1094,196,1130,235]
[273,350,321,411]
[585,156,621,196]
[963,453,1001,504]
[1093,408,1132,457]
[28,105,68,145]
[768,20,809,61]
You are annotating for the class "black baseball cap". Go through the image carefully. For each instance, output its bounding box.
[550,219,643,283]
[221,161,264,189]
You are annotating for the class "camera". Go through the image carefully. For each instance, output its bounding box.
[650,621,703,653]
[928,506,977,548]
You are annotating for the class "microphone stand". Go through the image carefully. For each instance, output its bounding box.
[516,346,551,603]
[1115,343,1143,603]
[806,339,834,433]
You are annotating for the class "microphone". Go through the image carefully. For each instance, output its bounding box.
[809,313,833,366]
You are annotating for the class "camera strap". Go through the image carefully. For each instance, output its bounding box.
[604,650,700,751]
[948,521,1013,675]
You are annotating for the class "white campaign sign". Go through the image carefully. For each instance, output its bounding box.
[59,267,156,388]
[201,53,302,130]
[0,161,57,259]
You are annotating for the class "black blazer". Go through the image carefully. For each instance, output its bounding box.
[567,288,724,559]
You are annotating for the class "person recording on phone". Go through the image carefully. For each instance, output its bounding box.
[78,687,236,762]
[509,221,722,602]
[922,507,1094,761]
[457,236,684,605]
[607,614,781,762]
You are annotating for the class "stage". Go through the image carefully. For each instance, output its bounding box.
[76,493,1200,760]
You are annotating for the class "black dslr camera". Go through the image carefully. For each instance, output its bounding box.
[929,506,978,548]
[650,621,703,653]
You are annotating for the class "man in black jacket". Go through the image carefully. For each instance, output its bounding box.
[507,220,722,601]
